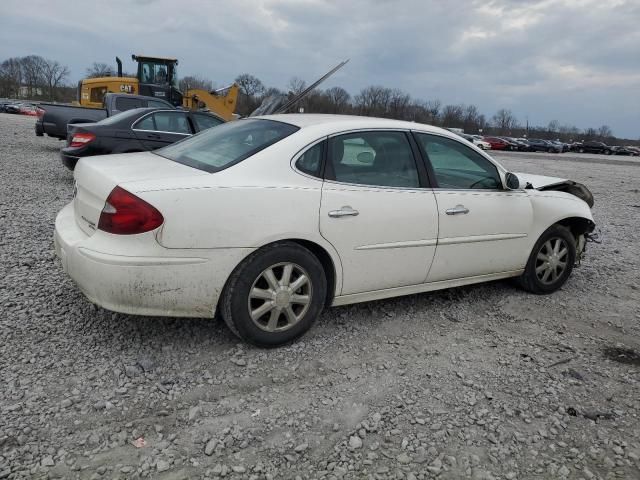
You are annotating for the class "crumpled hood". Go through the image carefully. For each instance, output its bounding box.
[514,172,567,189]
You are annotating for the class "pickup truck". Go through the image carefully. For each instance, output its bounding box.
[35,93,174,140]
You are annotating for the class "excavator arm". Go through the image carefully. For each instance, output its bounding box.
[183,84,239,121]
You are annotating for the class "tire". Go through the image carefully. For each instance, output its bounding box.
[220,242,327,347]
[604,150,611,155]
[517,224,576,294]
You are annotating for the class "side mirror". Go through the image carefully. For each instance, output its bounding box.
[505,172,520,190]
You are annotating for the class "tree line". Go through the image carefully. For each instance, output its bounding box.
[0,55,72,101]
[1,56,635,144]
[233,73,634,145]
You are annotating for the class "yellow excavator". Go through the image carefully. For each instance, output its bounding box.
[77,55,238,121]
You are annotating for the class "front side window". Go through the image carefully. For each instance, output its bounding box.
[152,111,191,134]
[155,119,299,173]
[327,131,419,188]
[415,133,501,189]
[191,112,224,132]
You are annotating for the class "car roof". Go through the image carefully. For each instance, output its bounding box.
[253,113,445,134]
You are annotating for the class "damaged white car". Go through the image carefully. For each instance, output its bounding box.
[54,114,596,346]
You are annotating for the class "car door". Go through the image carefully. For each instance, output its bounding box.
[319,130,439,295]
[132,110,193,150]
[413,132,533,282]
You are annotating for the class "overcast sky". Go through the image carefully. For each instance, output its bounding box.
[2,0,639,138]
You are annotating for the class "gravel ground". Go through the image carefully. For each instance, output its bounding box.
[1,112,639,480]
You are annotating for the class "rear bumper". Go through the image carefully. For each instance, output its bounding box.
[60,150,79,170]
[54,202,252,318]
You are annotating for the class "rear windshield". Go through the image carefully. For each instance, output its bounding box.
[97,108,151,126]
[154,119,299,172]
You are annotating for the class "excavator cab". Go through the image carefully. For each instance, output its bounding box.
[132,55,183,107]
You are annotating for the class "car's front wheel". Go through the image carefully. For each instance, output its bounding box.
[517,224,576,294]
[220,242,327,347]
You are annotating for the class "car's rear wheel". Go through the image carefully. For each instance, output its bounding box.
[220,242,327,347]
[517,224,576,294]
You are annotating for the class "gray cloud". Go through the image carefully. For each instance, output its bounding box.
[1,0,638,137]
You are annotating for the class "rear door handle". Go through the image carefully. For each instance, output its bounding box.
[445,204,469,215]
[328,206,359,218]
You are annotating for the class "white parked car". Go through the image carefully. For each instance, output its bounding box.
[54,115,596,346]
[470,135,491,150]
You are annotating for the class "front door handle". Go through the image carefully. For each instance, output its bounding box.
[328,206,359,218]
[445,204,469,215]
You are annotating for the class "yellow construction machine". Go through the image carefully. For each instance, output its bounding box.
[76,55,238,121]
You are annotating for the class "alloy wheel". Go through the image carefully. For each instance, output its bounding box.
[247,262,313,332]
[535,237,569,285]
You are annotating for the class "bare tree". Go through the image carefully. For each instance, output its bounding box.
[492,109,518,134]
[387,88,411,119]
[354,86,392,116]
[287,77,307,96]
[0,58,23,97]
[597,125,612,140]
[20,55,46,97]
[234,73,265,97]
[423,99,442,124]
[40,59,70,101]
[324,86,350,113]
[86,62,114,78]
[179,75,213,92]
[441,104,465,128]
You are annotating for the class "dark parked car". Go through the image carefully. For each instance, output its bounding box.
[60,107,225,170]
[4,102,23,114]
[574,141,614,155]
[611,146,638,156]
[527,138,562,153]
[502,137,531,151]
[36,93,175,140]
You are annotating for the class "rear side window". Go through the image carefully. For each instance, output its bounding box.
[415,133,501,190]
[133,114,155,130]
[155,119,299,173]
[327,131,419,188]
[153,111,191,134]
[295,142,324,177]
[191,112,224,132]
[115,97,143,112]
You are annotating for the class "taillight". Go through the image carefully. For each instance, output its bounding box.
[36,107,45,119]
[70,132,96,148]
[98,186,164,235]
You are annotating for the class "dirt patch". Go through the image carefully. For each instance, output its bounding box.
[603,346,640,365]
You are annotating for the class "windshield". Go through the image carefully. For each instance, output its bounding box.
[155,119,299,173]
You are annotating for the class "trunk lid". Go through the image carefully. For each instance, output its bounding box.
[72,151,207,236]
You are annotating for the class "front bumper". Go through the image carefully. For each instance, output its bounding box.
[54,202,252,318]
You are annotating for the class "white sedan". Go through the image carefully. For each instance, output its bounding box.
[54,115,596,346]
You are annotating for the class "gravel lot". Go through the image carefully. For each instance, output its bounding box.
[1,112,639,480]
